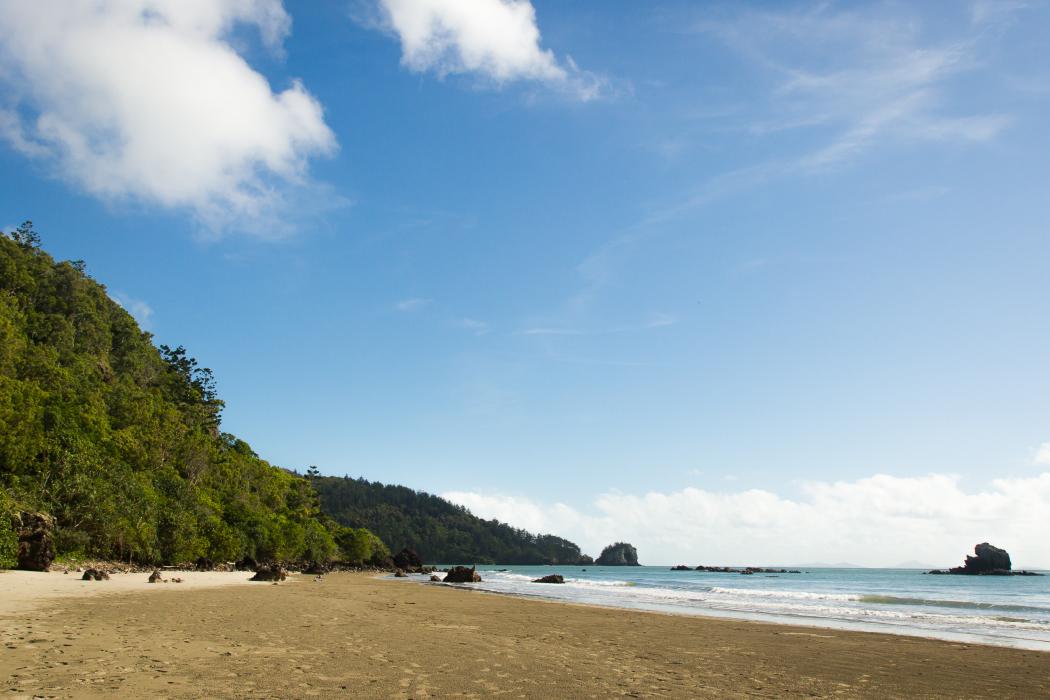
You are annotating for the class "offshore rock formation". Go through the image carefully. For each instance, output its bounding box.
[595,542,640,566]
[928,543,1042,576]
[13,511,55,571]
[693,565,802,575]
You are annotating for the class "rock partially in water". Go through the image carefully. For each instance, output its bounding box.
[671,565,691,571]
[12,511,55,571]
[532,574,565,584]
[928,543,1043,576]
[443,565,481,583]
[595,542,640,566]
[393,569,408,578]
[430,574,441,582]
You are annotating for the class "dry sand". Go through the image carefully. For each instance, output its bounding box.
[2,570,1048,698]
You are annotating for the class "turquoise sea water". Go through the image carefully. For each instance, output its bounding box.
[398,565,1050,650]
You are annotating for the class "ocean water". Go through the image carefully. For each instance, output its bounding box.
[399,565,1050,650]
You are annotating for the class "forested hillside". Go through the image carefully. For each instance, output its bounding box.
[314,475,593,565]
[0,224,385,567]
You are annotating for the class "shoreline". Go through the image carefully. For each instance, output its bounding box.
[415,575,1050,652]
[4,570,1047,697]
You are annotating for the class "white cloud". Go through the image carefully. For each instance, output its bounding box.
[0,1,337,235]
[373,0,604,99]
[110,291,154,329]
[1035,443,1050,466]
[443,473,1050,568]
[395,297,433,312]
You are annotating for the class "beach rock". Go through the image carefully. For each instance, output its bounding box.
[595,542,640,566]
[82,568,109,581]
[235,556,258,572]
[532,574,565,584]
[443,565,482,583]
[430,574,441,582]
[671,565,692,571]
[392,548,423,573]
[303,561,329,575]
[249,565,287,582]
[394,569,408,577]
[195,557,214,571]
[12,511,55,571]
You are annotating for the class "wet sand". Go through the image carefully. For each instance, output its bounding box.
[2,570,1048,698]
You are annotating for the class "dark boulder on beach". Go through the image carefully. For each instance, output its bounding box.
[235,556,258,572]
[927,543,1043,576]
[532,574,565,583]
[392,548,423,573]
[303,561,329,575]
[195,557,214,571]
[249,565,288,582]
[430,574,441,582]
[82,568,109,581]
[394,569,408,577]
[443,565,482,583]
[596,542,640,566]
[12,511,55,571]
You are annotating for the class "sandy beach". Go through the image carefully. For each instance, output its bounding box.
[1,571,1047,698]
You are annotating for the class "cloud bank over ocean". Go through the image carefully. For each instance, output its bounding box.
[445,472,1050,569]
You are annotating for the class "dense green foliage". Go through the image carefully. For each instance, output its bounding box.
[0,490,17,568]
[314,475,592,565]
[0,225,384,567]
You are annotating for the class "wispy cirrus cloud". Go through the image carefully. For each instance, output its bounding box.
[520,312,677,337]
[363,0,607,100]
[458,317,489,335]
[394,297,433,312]
[698,3,1013,170]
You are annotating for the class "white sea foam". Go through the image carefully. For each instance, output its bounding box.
[420,566,1050,649]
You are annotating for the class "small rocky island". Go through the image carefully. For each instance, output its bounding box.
[595,542,640,566]
[673,565,801,575]
[927,543,1043,576]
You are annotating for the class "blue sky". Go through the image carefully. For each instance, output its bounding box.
[1,1,1048,565]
